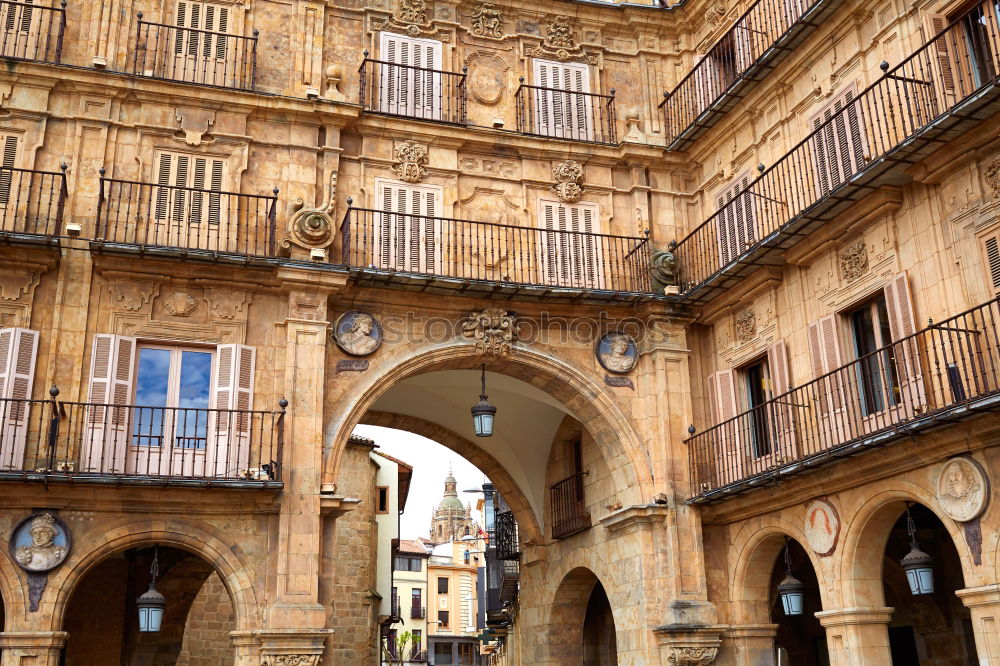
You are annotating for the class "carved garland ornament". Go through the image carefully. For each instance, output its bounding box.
[471,2,503,39]
[282,171,338,252]
[551,160,584,203]
[839,238,869,283]
[261,657,320,666]
[734,308,756,342]
[545,15,576,50]
[667,647,718,665]
[985,154,1000,196]
[398,0,427,25]
[462,307,516,357]
[391,141,429,183]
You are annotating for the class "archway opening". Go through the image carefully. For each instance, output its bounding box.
[883,504,977,664]
[771,538,824,664]
[582,581,617,666]
[548,568,616,665]
[62,545,235,666]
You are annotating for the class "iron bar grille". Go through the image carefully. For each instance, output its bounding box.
[515,83,617,144]
[96,177,278,258]
[0,0,64,63]
[130,15,257,90]
[659,0,835,150]
[687,296,1000,499]
[494,510,520,560]
[549,472,590,539]
[0,166,67,236]
[410,605,425,619]
[0,398,284,482]
[673,0,1000,300]
[341,207,651,293]
[359,57,467,124]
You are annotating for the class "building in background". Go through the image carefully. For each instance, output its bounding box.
[372,449,414,649]
[429,468,479,544]
[427,541,482,665]
[388,539,431,664]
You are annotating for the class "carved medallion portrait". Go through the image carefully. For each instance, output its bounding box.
[937,457,989,523]
[333,311,383,357]
[804,498,840,556]
[10,512,70,573]
[596,333,638,374]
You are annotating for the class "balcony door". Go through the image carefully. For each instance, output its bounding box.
[375,180,442,274]
[153,151,229,251]
[538,199,603,289]
[0,0,43,60]
[0,327,38,471]
[715,173,756,268]
[532,59,593,141]
[172,0,232,86]
[378,32,443,120]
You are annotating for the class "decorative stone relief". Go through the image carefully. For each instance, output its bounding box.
[262,657,320,666]
[839,238,869,283]
[466,52,507,105]
[0,271,40,301]
[734,308,756,342]
[109,280,159,312]
[206,288,252,320]
[551,160,584,202]
[162,291,199,317]
[462,307,516,357]
[985,154,1000,196]
[804,498,840,556]
[596,333,638,374]
[398,0,427,25]
[545,15,576,50]
[174,107,216,146]
[937,457,989,523]
[11,512,70,573]
[651,243,677,291]
[667,647,718,665]
[333,311,383,356]
[457,157,516,178]
[282,171,338,252]
[705,2,727,26]
[471,2,503,39]
[391,140,429,183]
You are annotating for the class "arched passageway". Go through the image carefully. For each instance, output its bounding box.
[583,581,617,666]
[547,568,617,665]
[770,538,824,664]
[62,545,235,666]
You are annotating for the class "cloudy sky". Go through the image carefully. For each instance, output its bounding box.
[354,424,490,540]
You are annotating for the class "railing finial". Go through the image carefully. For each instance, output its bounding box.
[279,397,288,410]
[99,167,106,177]
[137,10,143,19]
[518,75,525,83]
[880,60,889,73]
[49,385,59,398]
[757,163,765,173]
[272,186,279,196]
[610,88,616,96]
[687,424,696,435]
[363,49,370,57]
[252,28,259,37]
[60,162,67,172]
[346,196,353,206]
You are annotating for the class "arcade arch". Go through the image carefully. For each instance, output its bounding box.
[546,567,619,666]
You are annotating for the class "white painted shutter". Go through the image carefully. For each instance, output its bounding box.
[807,315,852,448]
[209,343,255,477]
[767,339,797,458]
[716,173,755,266]
[379,32,442,119]
[708,369,742,487]
[83,334,135,473]
[924,14,958,105]
[377,181,440,273]
[175,1,229,57]
[0,328,37,471]
[154,151,226,228]
[532,59,592,140]
[0,134,18,206]
[539,201,602,288]
[883,272,926,411]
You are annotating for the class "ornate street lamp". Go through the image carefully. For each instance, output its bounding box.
[137,546,167,632]
[471,365,496,438]
[777,539,804,616]
[901,503,934,595]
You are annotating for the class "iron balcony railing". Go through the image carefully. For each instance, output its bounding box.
[0,391,285,484]
[499,559,519,603]
[659,0,840,150]
[515,80,617,145]
[0,0,65,63]
[411,605,425,619]
[687,297,1000,500]
[95,173,278,259]
[0,165,67,237]
[674,0,1000,303]
[131,13,257,90]
[359,54,467,124]
[550,472,590,539]
[494,510,519,560]
[341,206,651,293]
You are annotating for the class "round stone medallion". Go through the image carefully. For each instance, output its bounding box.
[804,498,840,556]
[937,457,989,523]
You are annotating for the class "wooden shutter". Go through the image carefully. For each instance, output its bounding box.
[0,134,18,206]
[539,200,602,288]
[981,231,1000,294]
[924,13,960,106]
[376,180,440,272]
[767,339,797,459]
[209,343,255,477]
[810,88,867,197]
[379,32,442,119]
[83,334,135,473]
[532,59,592,140]
[807,315,852,448]
[155,151,226,226]
[707,369,742,486]
[883,271,926,410]
[715,173,755,266]
[0,328,37,471]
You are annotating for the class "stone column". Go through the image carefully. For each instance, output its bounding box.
[0,631,68,666]
[815,607,893,666]
[723,624,778,666]
[957,584,1000,662]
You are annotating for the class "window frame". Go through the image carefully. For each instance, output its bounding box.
[845,293,902,417]
[736,354,772,459]
[377,485,390,513]
[438,576,449,594]
[437,609,450,628]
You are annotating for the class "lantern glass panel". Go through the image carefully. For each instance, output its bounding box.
[138,605,164,632]
[780,590,803,616]
[906,566,935,595]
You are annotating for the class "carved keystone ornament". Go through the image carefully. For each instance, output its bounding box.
[392,140,429,183]
[462,307,516,357]
[552,160,584,203]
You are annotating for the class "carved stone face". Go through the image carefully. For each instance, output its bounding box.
[31,524,56,548]
[947,464,973,498]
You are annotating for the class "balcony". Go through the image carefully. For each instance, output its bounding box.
[94,175,278,261]
[411,605,426,619]
[494,510,519,560]
[659,0,841,151]
[130,13,258,90]
[0,393,284,487]
[0,0,65,63]
[673,0,1000,303]
[340,206,651,296]
[687,297,1000,502]
[0,165,67,241]
[550,472,590,539]
[499,559,519,603]
[515,81,617,145]
[359,56,467,125]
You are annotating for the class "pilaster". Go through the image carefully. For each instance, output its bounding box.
[722,624,778,666]
[957,584,1000,663]
[815,606,893,666]
[0,631,68,666]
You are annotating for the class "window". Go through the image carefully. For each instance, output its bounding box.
[458,643,475,664]
[0,327,39,471]
[375,179,442,273]
[377,486,389,513]
[809,86,866,196]
[738,357,772,458]
[435,641,454,664]
[391,586,398,614]
[411,588,422,613]
[0,134,18,205]
[538,199,602,288]
[532,58,593,140]
[715,173,756,267]
[174,0,230,75]
[378,32,443,120]
[438,577,449,594]
[132,345,212,449]
[954,2,999,88]
[411,630,422,653]
[438,610,450,628]
[981,229,1000,294]
[154,151,226,226]
[394,556,422,572]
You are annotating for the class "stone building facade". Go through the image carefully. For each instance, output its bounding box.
[429,469,478,544]
[0,0,997,663]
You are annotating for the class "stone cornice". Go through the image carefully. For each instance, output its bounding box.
[599,503,671,532]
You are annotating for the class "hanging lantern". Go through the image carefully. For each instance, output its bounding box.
[470,364,496,438]
[137,546,167,632]
[777,539,804,616]
[901,504,934,595]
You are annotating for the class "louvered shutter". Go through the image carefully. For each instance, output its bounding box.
[0,134,17,206]
[379,32,442,119]
[0,328,37,471]
[767,339,797,459]
[83,334,135,473]
[716,174,755,267]
[807,315,852,448]
[982,232,1000,294]
[925,13,959,109]
[538,200,602,288]
[810,89,867,197]
[208,344,255,477]
[708,369,742,486]
[883,272,926,411]
[376,181,440,273]
[532,59,592,140]
[155,151,226,233]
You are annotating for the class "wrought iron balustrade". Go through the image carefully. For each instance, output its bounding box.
[494,510,519,560]
[660,0,840,150]
[550,472,590,539]
[515,82,617,144]
[359,56,467,124]
[0,393,285,484]
[687,297,1000,500]
[0,0,64,63]
[410,605,425,619]
[499,559,519,603]
[674,0,1000,302]
[130,13,258,90]
[96,175,278,259]
[341,206,651,293]
[0,165,66,237]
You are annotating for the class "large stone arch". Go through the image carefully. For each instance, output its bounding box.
[360,409,543,543]
[47,518,262,634]
[325,344,653,508]
[0,546,26,626]
[542,565,620,665]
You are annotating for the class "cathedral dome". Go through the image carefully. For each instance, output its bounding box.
[437,495,466,512]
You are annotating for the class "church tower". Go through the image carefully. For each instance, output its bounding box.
[429,466,478,543]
